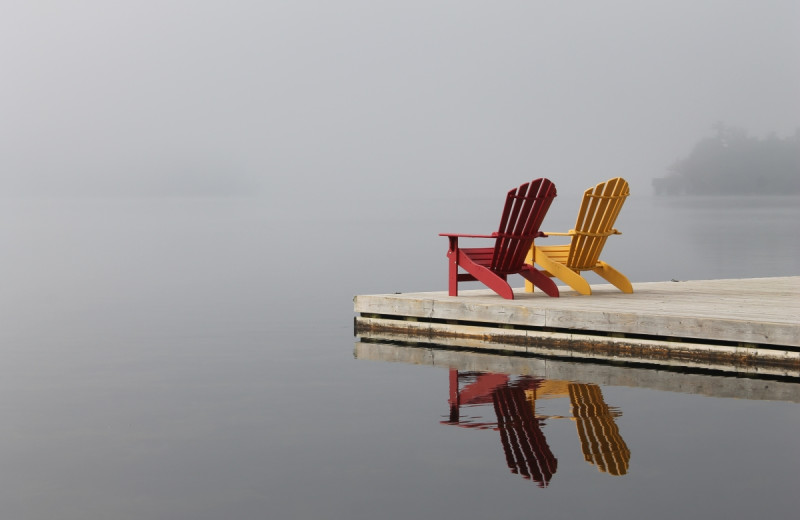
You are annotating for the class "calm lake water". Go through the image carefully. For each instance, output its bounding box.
[0,194,798,519]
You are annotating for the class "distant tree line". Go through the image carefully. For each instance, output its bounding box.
[653,124,800,195]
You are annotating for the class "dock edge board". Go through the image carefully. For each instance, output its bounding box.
[354,315,800,378]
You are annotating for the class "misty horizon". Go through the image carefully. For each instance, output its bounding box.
[2,1,798,204]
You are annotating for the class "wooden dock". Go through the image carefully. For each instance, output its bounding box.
[354,276,800,377]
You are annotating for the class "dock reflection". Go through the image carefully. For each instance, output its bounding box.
[443,369,630,486]
[355,340,800,487]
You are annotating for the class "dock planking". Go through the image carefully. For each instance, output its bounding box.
[354,277,800,376]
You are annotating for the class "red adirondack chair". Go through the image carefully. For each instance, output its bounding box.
[440,178,559,299]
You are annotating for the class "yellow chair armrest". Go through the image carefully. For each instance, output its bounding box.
[541,230,575,237]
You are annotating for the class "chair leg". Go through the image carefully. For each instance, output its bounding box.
[524,247,537,293]
[458,254,515,299]
[448,251,459,296]
[595,262,633,293]
[483,275,514,300]
[533,247,592,295]
[520,266,559,297]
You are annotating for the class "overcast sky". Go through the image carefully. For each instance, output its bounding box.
[1,0,798,204]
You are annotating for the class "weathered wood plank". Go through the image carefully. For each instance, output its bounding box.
[355,316,800,377]
[354,277,800,348]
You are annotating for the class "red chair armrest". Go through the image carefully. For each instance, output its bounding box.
[439,233,496,238]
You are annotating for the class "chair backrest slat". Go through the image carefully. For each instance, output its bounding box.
[567,178,629,270]
[492,178,557,274]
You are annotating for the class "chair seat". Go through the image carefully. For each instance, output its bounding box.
[460,247,495,268]
[535,244,602,272]
[534,244,571,265]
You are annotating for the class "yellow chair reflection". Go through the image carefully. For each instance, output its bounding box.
[568,383,631,476]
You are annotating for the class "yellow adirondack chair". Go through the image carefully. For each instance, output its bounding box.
[524,177,633,295]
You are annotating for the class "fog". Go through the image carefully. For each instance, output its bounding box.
[2,0,798,206]
[1,6,799,518]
